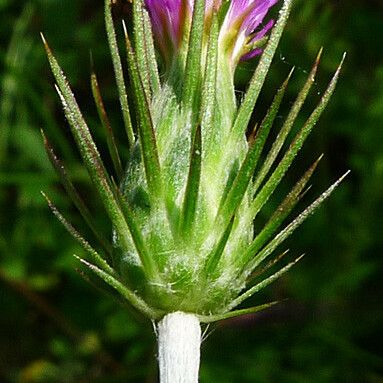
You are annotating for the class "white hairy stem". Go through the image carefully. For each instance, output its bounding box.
[157,312,201,383]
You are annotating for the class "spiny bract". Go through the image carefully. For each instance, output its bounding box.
[42,0,347,323]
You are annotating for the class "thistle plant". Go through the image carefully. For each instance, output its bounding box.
[41,0,347,381]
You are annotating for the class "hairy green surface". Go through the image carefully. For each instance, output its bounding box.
[40,0,345,320]
[1,0,382,382]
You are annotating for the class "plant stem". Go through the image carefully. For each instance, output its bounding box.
[158,312,201,383]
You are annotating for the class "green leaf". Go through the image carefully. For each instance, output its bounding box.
[216,69,293,230]
[182,0,206,109]
[41,130,113,256]
[75,267,130,309]
[250,54,346,220]
[114,185,159,282]
[74,256,164,319]
[142,8,161,94]
[200,13,219,135]
[228,255,305,311]
[180,125,202,236]
[198,301,278,323]
[241,155,323,268]
[42,192,115,276]
[246,170,350,276]
[41,36,137,268]
[231,0,294,141]
[123,23,163,200]
[132,0,151,99]
[250,249,290,281]
[203,216,235,276]
[90,70,123,180]
[104,0,135,145]
[252,49,323,194]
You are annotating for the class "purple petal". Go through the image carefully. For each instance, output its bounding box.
[240,48,263,61]
[227,0,278,34]
[249,18,274,43]
[145,0,190,58]
[144,0,278,65]
[243,0,278,34]
[221,0,278,63]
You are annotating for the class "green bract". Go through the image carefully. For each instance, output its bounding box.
[42,0,347,323]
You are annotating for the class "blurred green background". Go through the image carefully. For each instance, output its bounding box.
[0,0,382,382]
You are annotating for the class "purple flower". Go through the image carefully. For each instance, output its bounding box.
[220,0,278,64]
[145,0,277,65]
[145,0,190,60]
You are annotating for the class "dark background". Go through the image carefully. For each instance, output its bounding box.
[1,0,382,381]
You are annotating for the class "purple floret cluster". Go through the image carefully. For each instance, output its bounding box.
[145,0,277,65]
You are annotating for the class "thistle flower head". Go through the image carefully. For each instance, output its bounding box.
[42,0,346,323]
